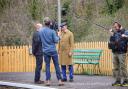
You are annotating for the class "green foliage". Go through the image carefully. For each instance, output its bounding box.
[14,38,22,45]
[105,0,124,14]
[0,0,10,12]
[61,1,71,22]
[113,0,124,9]
[3,37,22,46]
[63,2,70,12]
[86,2,93,19]
[28,0,41,20]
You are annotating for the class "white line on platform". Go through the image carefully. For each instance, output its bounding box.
[0,81,57,89]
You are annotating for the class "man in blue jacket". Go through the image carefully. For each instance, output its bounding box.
[109,22,128,87]
[39,17,63,86]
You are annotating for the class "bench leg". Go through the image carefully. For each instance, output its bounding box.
[97,64,101,74]
[76,64,85,74]
[87,64,90,74]
[76,64,80,73]
[93,64,97,74]
[93,64,101,75]
[82,64,84,72]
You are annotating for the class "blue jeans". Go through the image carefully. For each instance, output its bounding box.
[61,65,74,80]
[44,51,62,80]
[34,55,43,82]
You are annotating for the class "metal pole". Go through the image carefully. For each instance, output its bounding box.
[57,0,61,29]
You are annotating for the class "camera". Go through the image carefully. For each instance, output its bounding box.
[50,21,58,31]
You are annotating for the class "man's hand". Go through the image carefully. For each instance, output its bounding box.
[122,34,128,38]
[109,28,114,35]
[58,50,61,54]
[58,30,62,37]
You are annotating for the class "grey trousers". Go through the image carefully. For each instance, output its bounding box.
[112,53,128,81]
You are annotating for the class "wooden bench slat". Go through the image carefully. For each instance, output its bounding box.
[73,56,100,61]
[74,61,99,64]
[73,54,100,56]
[73,49,102,53]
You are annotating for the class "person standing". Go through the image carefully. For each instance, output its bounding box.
[58,22,74,82]
[109,22,128,87]
[32,22,44,84]
[39,17,63,86]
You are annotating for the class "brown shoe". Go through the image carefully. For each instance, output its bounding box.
[45,80,51,86]
[35,80,44,84]
[58,80,64,86]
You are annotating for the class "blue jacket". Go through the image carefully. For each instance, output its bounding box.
[109,29,128,54]
[39,27,60,53]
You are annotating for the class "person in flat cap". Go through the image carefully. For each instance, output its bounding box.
[58,22,74,82]
[39,17,63,86]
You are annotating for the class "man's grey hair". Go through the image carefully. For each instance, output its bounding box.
[32,21,42,28]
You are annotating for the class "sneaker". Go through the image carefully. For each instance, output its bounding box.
[112,81,121,86]
[45,80,50,86]
[34,80,44,84]
[122,81,128,87]
[69,79,74,82]
[58,80,64,86]
[62,79,67,82]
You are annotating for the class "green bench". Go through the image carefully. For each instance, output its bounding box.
[73,49,103,74]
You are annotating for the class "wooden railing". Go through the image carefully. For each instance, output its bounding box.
[0,42,128,75]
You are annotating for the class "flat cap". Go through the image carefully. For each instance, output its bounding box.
[60,22,67,27]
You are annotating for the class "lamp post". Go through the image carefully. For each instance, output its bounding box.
[57,0,61,29]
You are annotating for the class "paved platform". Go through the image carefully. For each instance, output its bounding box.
[0,72,127,89]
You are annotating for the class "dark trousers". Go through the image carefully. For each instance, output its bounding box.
[44,51,62,81]
[61,65,74,80]
[34,55,43,82]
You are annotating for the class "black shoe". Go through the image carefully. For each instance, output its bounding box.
[112,81,121,86]
[122,81,128,87]
[34,80,44,84]
[69,79,74,82]
[62,79,67,82]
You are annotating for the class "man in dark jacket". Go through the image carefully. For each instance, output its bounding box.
[109,22,128,87]
[32,23,44,84]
